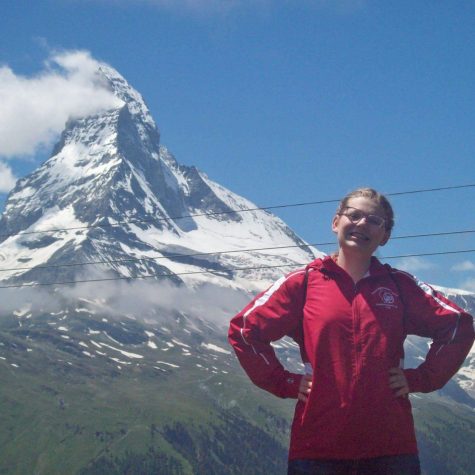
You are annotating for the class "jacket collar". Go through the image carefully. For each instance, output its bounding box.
[309,255,389,278]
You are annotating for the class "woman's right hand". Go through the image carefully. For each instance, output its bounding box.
[298,374,312,402]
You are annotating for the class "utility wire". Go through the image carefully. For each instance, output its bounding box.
[1,183,473,239]
[0,248,473,290]
[0,229,473,273]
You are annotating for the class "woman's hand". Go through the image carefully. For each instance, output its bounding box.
[389,367,409,398]
[298,374,312,402]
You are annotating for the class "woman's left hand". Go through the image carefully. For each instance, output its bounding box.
[298,374,312,403]
[389,367,410,398]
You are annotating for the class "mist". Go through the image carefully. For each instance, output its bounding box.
[1,277,251,329]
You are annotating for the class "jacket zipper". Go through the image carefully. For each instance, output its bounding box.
[353,282,362,382]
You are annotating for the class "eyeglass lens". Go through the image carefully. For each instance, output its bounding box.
[344,208,385,227]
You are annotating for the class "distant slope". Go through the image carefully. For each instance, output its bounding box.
[0,292,473,474]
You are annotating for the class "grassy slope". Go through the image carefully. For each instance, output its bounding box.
[412,397,475,475]
[0,334,291,475]
[0,308,474,475]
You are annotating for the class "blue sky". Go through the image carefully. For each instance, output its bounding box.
[0,0,474,290]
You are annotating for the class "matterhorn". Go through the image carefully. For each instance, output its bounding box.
[0,62,320,291]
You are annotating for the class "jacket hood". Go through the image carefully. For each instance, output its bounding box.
[306,255,390,278]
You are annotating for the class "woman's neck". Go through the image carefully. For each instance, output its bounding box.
[335,251,372,284]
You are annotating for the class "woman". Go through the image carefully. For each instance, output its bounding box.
[228,188,474,475]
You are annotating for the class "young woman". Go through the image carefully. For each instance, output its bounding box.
[228,188,474,475]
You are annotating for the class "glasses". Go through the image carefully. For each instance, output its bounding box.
[339,207,386,228]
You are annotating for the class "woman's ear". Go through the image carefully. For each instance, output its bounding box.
[331,215,339,233]
[380,231,391,246]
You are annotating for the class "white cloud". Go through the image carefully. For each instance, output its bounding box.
[451,260,475,272]
[0,161,17,193]
[459,278,475,293]
[61,277,249,327]
[394,256,436,273]
[0,50,123,158]
[1,277,249,328]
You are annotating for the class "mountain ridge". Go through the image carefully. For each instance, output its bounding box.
[0,62,320,291]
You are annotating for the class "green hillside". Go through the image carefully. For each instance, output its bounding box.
[0,305,473,474]
[0,361,290,474]
[0,308,292,474]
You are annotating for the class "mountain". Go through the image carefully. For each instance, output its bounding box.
[0,61,473,475]
[0,63,320,291]
[430,287,475,401]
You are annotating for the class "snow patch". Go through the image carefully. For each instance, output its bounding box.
[155,361,180,368]
[101,342,144,359]
[201,343,231,355]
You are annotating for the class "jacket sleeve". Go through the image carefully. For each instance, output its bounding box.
[394,271,475,393]
[228,270,306,399]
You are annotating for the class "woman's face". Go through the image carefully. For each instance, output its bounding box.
[332,196,391,258]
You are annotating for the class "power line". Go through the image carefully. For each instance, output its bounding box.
[385,250,475,259]
[0,248,473,290]
[1,183,473,239]
[0,229,473,274]
[386,184,475,197]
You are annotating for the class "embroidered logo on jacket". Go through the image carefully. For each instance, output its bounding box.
[371,287,399,309]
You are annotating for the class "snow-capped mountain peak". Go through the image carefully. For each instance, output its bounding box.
[0,62,321,290]
[97,63,158,141]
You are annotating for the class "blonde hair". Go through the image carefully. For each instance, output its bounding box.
[337,188,394,232]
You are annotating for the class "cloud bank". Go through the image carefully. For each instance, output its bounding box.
[61,278,249,327]
[0,50,123,159]
[450,260,475,293]
[460,278,475,293]
[452,260,475,272]
[393,256,436,274]
[1,278,249,328]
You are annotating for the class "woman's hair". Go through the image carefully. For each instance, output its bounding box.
[337,187,395,232]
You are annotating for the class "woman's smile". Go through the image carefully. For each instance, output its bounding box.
[347,230,370,242]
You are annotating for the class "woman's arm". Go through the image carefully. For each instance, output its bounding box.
[228,269,307,399]
[393,270,474,393]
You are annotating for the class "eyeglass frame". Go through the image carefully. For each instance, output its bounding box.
[337,206,387,229]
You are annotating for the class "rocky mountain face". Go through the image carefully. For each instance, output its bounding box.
[0,63,319,291]
[0,62,473,474]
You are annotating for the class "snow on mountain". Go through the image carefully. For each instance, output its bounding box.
[0,63,321,291]
[432,286,475,399]
[399,286,475,402]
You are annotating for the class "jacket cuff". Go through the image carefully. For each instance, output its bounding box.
[278,373,303,399]
[404,368,427,393]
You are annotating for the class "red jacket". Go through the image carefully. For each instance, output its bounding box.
[228,256,474,460]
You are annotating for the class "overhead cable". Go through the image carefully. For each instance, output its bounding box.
[1,183,473,239]
[0,229,473,274]
[0,248,473,290]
